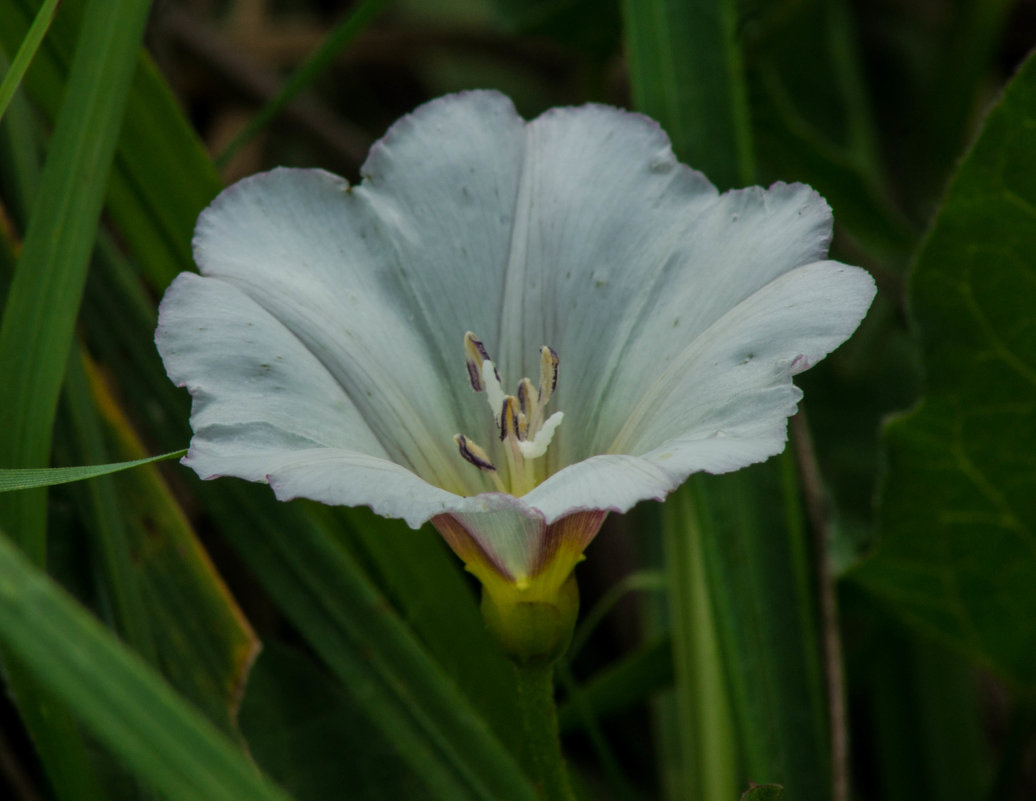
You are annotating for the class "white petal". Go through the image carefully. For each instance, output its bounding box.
[157,272,469,523]
[157,272,387,463]
[518,261,876,522]
[523,454,674,522]
[611,261,876,456]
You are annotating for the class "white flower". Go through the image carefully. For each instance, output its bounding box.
[156,91,875,604]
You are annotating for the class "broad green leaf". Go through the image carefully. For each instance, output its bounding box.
[621,0,753,189]
[0,451,185,493]
[0,532,294,801]
[856,50,1036,688]
[840,593,990,801]
[0,0,57,123]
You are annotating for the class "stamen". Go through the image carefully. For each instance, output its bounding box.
[454,434,496,472]
[517,377,537,417]
[464,332,499,391]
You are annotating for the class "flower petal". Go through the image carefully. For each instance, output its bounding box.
[614,260,876,456]
[519,260,877,523]
[157,271,387,464]
[189,167,476,491]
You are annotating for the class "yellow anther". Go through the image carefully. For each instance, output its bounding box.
[454,434,496,472]
[539,346,559,405]
[464,332,498,391]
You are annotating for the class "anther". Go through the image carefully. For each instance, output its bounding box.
[517,378,537,417]
[499,396,521,442]
[464,332,499,391]
[454,434,496,472]
[539,346,559,402]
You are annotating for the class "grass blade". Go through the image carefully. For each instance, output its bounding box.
[0,450,186,492]
[0,2,153,797]
[621,0,753,189]
[0,0,150,554]
[661,485,739,801]
[216,0,390,167]
[0,0,58,123]
[0,532,295,801]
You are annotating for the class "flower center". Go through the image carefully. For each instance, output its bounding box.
[454,331,564,496]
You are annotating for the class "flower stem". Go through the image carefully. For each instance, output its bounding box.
[513,663,576,801]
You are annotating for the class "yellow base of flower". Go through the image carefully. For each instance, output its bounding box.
[431,509,607,664]
[480,572,579,666]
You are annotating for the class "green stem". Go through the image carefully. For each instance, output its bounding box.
[513,664,576,801]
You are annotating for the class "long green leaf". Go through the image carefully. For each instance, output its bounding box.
[58,347,159,669]
[0,0,223,291]
[621,0,753,189]
[0,2,152,798]
[0,42,42,227]
[62,346,258,735]
[662,485,739,801]
[0,532,294,801]
[0,451,185,493]
[0,0,149,552]
[692,458,832,798]
[0,0,58,123]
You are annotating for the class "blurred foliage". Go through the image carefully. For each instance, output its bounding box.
[0,0,1034,800]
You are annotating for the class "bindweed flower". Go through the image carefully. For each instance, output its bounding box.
[156,91,875,661]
